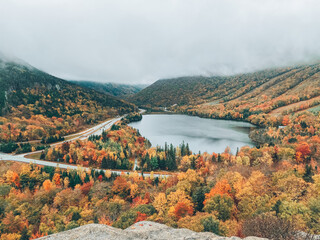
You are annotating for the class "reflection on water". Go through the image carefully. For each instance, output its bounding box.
[129,114,255,154]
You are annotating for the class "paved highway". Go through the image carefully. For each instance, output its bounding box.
[0,110,168,178]
[0,153,166,178]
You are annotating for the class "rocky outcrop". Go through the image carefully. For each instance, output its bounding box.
[38,221,267,240]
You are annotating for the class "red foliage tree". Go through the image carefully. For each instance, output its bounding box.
[135,212,148,223]
[173,202,193,220]
[296,142,311,162]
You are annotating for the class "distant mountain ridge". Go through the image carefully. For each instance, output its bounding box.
[0,53,135,117]
[127,67,292,107]
[0,53,137,142]
[70,80,147,98]
[128,63,320,117]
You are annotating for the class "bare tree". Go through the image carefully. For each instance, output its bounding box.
[242,213,296,240]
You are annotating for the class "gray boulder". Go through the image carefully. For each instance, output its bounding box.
[38,221,267,240]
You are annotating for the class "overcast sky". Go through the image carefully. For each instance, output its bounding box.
[1,0,320,84]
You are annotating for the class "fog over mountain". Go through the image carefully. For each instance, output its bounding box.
[1,0,320,84]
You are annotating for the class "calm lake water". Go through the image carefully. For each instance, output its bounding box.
[129,114,255,154]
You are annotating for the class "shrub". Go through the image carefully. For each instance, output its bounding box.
[242,213,296,240]
[200,216,222,235]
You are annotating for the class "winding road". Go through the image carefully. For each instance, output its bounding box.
[0,111,168,178]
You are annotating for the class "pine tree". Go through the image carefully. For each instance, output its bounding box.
[65,154,70,163]
[101,157,108,169]
[303,164,314,183]
[20,226,30,240]
[166,144,177,170]
[191,157,196,169]
[186,143,190,155]
[181,141,186,156]
[272,200,282,216]
[84,174,90,183]
[192,187,208,211]
[102,130,108,142]
[150,157,159,170]
[40,151,45,160]
[218,154,222,163]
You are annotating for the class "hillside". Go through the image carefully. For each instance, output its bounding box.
[0,54,136,142]
[0,56,135,117]
[128,68,292,107]
[38,221,266,240]
[128,64,320,118]
[70,80,147,98]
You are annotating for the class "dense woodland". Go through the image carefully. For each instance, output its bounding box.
[130,64,320,121]
[42,124,148,170]
[0,59,136,143]
[1,116,320,239]
[1,58,320,239]
[2,110,311,239]
[41,111,320,172]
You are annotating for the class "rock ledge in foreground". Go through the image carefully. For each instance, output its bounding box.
[38,221,267,240]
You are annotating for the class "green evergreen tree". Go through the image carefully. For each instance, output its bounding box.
[192,187,208,211]
[200,216,221,235]
[84,174,90,183]
[217,154,222,163]
[150,156,159,170]
[20,226,30,240]
[101,157,108,169]
[272,200,282,216]
[186,143,190,155]
[303,164,314,183]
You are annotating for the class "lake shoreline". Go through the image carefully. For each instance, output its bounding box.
[129,114,255,154]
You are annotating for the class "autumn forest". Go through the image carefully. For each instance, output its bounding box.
[1,55,320,240]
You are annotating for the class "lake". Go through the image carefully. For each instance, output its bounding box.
[129,114,255,154]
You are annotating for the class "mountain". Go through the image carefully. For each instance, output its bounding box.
[128,64,320,117]
[127,68,291,107]
[0,54,135,117]
[38,221,266,240]
[0,53,136,141]
[70,80,147,98]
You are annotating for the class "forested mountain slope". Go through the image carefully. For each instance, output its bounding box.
[70,80,147,98]
[0,54,136,142]
[129,63,320,126]
[129,64,320,114]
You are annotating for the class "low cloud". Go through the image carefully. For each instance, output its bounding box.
[1,0,320,84]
